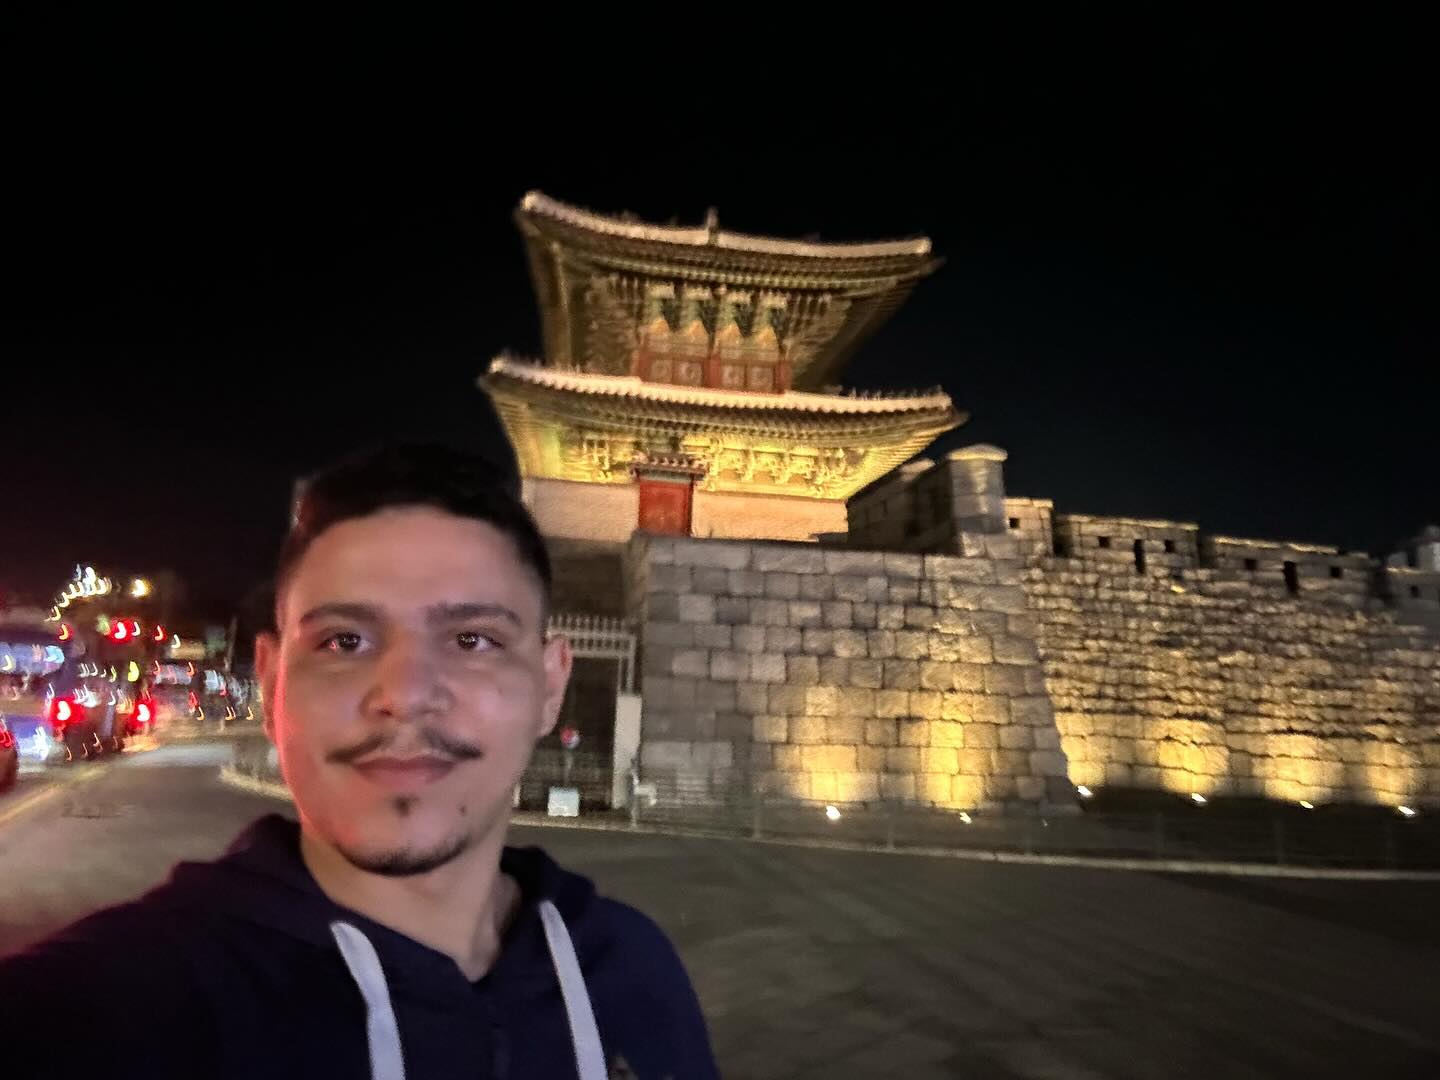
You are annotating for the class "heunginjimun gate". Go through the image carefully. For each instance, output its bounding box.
[484,192,964,545]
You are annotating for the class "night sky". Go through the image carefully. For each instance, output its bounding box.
[4,35,1434,619]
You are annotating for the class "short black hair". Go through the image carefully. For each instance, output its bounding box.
[276,443,550,618]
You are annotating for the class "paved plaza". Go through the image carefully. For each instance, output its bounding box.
[2,746,1437,1077]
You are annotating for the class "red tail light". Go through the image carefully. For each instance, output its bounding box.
[0,729,14,750]
[136,701,154,726]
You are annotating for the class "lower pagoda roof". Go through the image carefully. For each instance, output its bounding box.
[482,357,964,501]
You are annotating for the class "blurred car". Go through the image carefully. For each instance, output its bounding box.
[0,718,18,792]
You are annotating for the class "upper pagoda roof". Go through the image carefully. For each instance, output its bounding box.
[520,191,935,261]
[515,192,944,388]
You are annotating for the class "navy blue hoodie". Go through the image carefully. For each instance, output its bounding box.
[0,815,718,1079]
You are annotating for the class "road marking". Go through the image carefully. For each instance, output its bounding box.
[0,767,104,829]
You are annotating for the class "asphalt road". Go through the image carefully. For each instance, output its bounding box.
[2,744,1437,1078]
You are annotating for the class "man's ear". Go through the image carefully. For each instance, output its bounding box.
[537,634,573,739]
[254,632,280,742]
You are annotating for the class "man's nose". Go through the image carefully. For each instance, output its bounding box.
[368,640,446,720]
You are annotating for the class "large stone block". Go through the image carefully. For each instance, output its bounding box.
[736,682,768,713]
[857,745,888,772]
[691,567,731,595]
[951,775,987,807]
[801,628,835,655]
[883,660,922,690]
[919,772,954,804]
[727,570,766,597]
[831,772,880,803]
[930,721,966,748]
[809,772,840,801]
[824,551,889,575]
[1016,776,1047,801]
[865,719,898,746]
[1000,726,1034,750]
[751,599,790,626]
[766,627,803,654]
[990,749,1029,776]
[799,574,834,601]
[911,690,943,719]
[984,666,1028,696]
[714,597,752,625]
[677,594,717,624]
[898,720,928,747]
[786,655,820,686]
[732,626,767,654]
[881,773,917,800]
[894,631,929,659]
[877,604,907,629]
[833,575,871,602]
[765,573,800,600]
[833,630,869,658]
[920,746,960,774]
[787,715,827,745]
[958,747,991,776]
[867,630,897,658]
[825,716,864,743]
[709,651,748,682]
[1029,750,1069,777]
[837,688,877,718]
[753,546,826,573]
[767,684,806,715]
[992,636,1039,664]
[984,775,1018,800]
[875,689,912,718]
[965,724,1000,749]
[753,716,788,743]
[750,653,787,684]
[887,746,920,772]
[848,659,883,688]
[904,605,933,629]
[1011,696,1054,726]
[803,687,840,717]
[695,682,736,712]
[803,745,859,772]
[787,600,823,628]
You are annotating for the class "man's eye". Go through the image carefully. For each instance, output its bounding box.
[321,632,364,654]
[455,631,494,652]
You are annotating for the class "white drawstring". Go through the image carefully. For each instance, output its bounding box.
[331,921,407,1080]
[331,903,605,1080]
[539,899,607,1080]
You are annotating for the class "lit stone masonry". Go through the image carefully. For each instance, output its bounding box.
[849,447,1440,812]
[625,532,1075,813]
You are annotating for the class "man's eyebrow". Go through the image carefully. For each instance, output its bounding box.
[425,602,525,630]
[297,602,382,626]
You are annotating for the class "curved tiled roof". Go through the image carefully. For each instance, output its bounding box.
[486,356,951,416]
[520,191,932,260]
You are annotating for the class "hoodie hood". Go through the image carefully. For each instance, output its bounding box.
[157,814,596,1005]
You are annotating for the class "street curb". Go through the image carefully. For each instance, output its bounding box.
[507,814,1440,882]
[213,769,1440,882]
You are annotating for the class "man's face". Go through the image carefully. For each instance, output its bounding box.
[255,506,571,876]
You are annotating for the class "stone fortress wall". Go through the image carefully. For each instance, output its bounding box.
[848,449,1440,811]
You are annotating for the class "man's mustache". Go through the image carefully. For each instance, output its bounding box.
[326,728,485,765]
